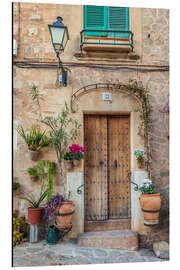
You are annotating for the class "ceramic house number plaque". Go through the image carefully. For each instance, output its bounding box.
[102,92,112,101]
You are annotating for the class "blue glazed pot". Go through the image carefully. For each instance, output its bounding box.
[46,225,60,245]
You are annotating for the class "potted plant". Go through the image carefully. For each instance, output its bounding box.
[45,191,75,229]
[134,149,145,168]
[69,144,84,167]
[27,167,39,181]
[42,103,81,198]
[16,125,50,161]
[139,179,162,226]
[16,189,47,225]
[63,152,73,170]
[13,182,21,196]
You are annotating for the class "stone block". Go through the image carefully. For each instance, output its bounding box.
[78,230,138,251]
[153,241,169,259]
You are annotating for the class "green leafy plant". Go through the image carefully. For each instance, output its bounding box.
[63,152,73,160]
[27,160,55,201]
[16,173,48,208]
[39,160,45,181]
[13,212,28,246]
[16,190,47,208]
[27,167,38,177]
[16,125,50,151]
[30,84,43,120]
[139,179,155,194]
[66,190,72,201]
[46,161,56,201]
[134,149,145,164]
[42,103,81,198]
[13,182,20,190]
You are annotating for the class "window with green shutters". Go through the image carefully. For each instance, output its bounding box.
[84,6,129,37]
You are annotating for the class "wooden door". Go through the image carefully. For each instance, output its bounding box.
[84,115,130,226]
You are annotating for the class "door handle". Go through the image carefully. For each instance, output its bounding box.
[99,161,104,166]
[114,160,117,168]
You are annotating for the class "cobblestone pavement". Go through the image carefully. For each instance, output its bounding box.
[13,239,167,267]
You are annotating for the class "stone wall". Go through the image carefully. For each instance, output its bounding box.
[13,3,169,248]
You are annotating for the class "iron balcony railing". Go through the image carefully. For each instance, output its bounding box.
[80,29,134,52]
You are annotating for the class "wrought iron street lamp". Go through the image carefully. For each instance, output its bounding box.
[48,16,69,87]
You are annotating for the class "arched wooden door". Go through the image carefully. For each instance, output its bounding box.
[84,114,131,231]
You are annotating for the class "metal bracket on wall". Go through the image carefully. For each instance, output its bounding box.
[128,171,139,191]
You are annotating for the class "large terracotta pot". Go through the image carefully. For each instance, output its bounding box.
[28,207,43,225]
[28,150,41,161]
[139,193,161,226]
[55,201,75,229]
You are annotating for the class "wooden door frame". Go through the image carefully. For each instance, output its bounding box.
[83,112,131,232]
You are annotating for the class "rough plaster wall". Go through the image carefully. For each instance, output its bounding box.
[141,8,169,65]
[13,3,169,247]
[139,8,169,247]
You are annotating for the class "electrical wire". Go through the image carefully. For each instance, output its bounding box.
[13,61,169,72]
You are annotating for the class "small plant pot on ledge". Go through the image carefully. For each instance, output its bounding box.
[138,162,145,169]
[64,160,73,170]
[73,159,81,167]
[30,175,39,182]
[28,150,41,161]
[139,193,161,226]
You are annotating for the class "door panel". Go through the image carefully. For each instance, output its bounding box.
[108,115,130,218]
[84,115,108,221]
[84,114,130,224]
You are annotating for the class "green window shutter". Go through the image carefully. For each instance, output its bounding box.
[108,7,129,38]
[84,5,107,36]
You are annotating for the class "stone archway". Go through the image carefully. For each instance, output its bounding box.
[67,83,150,237]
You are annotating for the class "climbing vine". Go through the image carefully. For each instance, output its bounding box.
[122,80,152,178]
[71,80,152,177]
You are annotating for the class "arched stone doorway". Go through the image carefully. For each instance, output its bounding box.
[67,84,149,237]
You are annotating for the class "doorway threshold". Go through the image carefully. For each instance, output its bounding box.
[85,218,131,232]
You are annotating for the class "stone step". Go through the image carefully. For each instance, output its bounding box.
[77,230,138,251]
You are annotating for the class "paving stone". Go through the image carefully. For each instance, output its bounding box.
[93,248,107,257]
[13,248,27,256]
[13,240,164,267]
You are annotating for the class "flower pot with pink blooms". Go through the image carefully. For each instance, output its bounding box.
[69,144,84,167]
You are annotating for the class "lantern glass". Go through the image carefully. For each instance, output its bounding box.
[50,26,65,46]
[62,29,68,49]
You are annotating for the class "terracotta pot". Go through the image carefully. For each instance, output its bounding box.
[73,159,81,167]
[138,162,145,169]
[139,193,161,226]
[28,207,43,225]
[30,175,39,182]
[64,160,73,170]
[13,187,21,196]
[55,201,75,229]
[28,150,41,161]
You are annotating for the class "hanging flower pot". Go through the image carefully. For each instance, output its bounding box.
[28,150,41,161]
[139,193,161,226]
[28,207,44,225]
[139,179,161,226]
[138,161,145,169]
[73,159,81,167]
[55,201,75,229]
[13,182,21,196]
[64,160,73,170]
